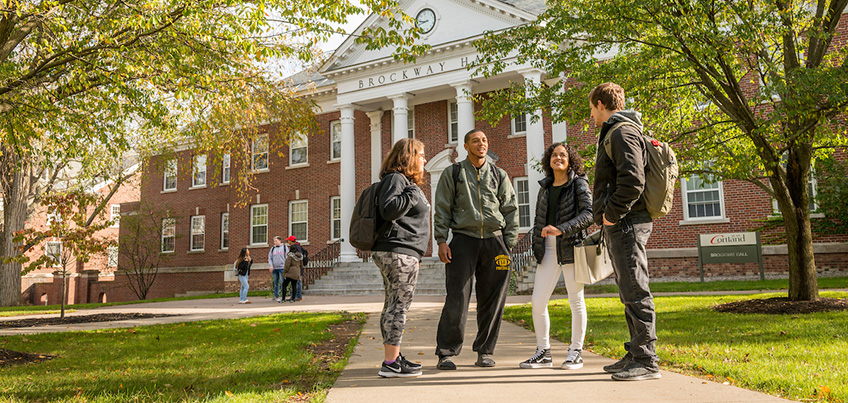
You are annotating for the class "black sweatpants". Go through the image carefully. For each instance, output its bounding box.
[435,233,511,357]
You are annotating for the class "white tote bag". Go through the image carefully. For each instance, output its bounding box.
[574,230,614,284]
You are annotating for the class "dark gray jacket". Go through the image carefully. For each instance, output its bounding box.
[532,172,593,264]
[372,172,431,259]
[593,110,648,225]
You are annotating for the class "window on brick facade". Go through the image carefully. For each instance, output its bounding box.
[448,101,459,143]
[511,113,527,135]
[108,245,118,267]
[330,121,341,161]
[222,153,231,184]
[290,134,308,166]
[45,241,62,267]
[407,107,415,138]
[163,159,177,191]
[250,204,268,245]
[192,154,207,187]
[514,177,531,229]
[190,215,205,251]
[681,172,725,220]
[252,134,269,172]
[220,212,229,250]
[290,200,308,242]
[331,196,341,240]
[161,218,176,253]
[771,156,818,214]
[110,204,120,228]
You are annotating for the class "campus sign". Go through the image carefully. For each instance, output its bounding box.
[697,232,764,280]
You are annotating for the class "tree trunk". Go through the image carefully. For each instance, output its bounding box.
[781,147,819,301]
[0,152,30,307]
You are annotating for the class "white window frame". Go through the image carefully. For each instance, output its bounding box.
[163,159,177,191]
[448,101,459,143]
[221,153,231,184]
[45,241,62,267]
[250,204,268,246]
[681,174,726,222]
[330,121,342,161]
[514,177,531,230]
[289,200,308,243]
[252,133,269,172]
[191,154,207,188]
[161,218,176,253]
[511,113,527,136]
[289,134,308,167]
[220,212,229,250]
[107,245,119,267]
[407,107,415,138]
[110,204,120,228]
[330,196,341,240]
[190,215,205,251]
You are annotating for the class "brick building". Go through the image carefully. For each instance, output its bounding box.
[127,0,848,299]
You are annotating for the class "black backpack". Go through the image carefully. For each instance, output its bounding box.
[300,246,308,266]
[349,181,386,251]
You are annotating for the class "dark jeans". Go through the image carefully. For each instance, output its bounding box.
[435,233,510,357]
[603,209,658,369]
[296,280,302,299]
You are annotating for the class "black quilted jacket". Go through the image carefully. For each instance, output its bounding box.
[532,172,593,264]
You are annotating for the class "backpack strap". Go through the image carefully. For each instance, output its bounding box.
[603,121,642,160]
[452,161,502,195]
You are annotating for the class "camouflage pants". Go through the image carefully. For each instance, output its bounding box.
[372,251,420,346]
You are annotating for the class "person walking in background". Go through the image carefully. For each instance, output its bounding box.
[434,129,519,370]
[282,236,304,303]
[235,248,253,304]
[268,236,288,302]
[520,143,593,369]
[589,82,661,381]
[372,138,430,378]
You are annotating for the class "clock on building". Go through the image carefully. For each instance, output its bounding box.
[416,8,436,34]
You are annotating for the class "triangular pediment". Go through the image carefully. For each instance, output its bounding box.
[322,0,540,73]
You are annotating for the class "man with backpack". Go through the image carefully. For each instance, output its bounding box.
[589,82,661,381]
[433,129,519,370]
[286,235,305,302]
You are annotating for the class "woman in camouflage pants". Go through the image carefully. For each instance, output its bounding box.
[371,138,431,378]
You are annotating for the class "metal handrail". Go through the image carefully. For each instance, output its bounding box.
[510,232,534,276]
[302,239,342,286]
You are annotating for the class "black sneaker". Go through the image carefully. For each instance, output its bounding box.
[378,359,422,378]
[398,353,421,370]
[475,353,495,367]
[437,356,456,370]
[519,349,552,369]
[603,353,633,373]
[561,348,583,370]
[611,362,661,381]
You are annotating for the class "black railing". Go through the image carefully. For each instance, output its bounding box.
[302,239,342,286]
[510,232,534,276]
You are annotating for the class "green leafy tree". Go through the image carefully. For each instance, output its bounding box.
[472,0,848,301]
[14,191,113,316]
[0,0,427,306]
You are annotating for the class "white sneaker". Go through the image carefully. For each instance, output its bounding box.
[238,301,246,304]
[562,349,583,370]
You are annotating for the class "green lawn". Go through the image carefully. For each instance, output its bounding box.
[576,275,848,295]
[504,291,848,403]
[0,311,363,403]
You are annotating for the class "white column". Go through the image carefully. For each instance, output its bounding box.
[429,170,442,258]
[338,105,358,262]
[552,80,567,143]
[452,82,474,162]
[389,94,408,145]
[367,111,383,183]
[522,70,545,218]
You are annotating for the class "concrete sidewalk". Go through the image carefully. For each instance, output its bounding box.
[1,294,795,402]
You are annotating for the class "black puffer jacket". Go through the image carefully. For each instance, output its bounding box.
[532,172,593,264]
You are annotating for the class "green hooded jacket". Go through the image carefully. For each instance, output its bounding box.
[433,159,519,249]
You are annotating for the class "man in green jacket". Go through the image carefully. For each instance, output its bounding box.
[434,129,519,370]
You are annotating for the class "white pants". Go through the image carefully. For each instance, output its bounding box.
[531,235,587,350]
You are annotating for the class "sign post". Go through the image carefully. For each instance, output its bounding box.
[697,232,764,281]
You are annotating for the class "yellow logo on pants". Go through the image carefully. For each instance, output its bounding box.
[495,254,511,270]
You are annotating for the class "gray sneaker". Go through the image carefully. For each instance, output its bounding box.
[561,348,583,370]
[475,353,495,367]
[611,362,661,381]
[437,356,456,370]
[603,353,633,373]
